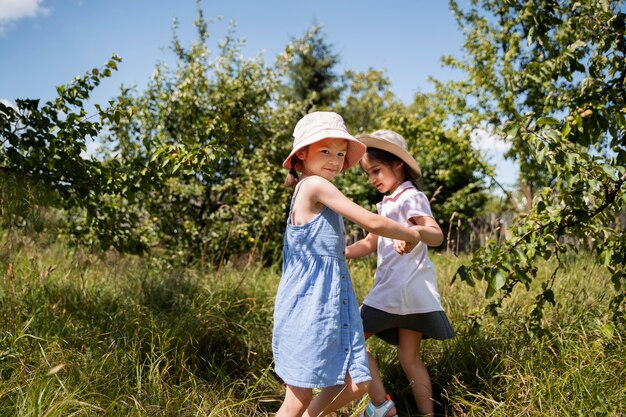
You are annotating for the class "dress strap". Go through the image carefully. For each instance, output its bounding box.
[293,176,313,199]
[289,176,313,225]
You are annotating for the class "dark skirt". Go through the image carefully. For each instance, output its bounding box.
[361,304,456,346]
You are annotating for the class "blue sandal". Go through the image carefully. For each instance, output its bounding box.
[360,395,398,417]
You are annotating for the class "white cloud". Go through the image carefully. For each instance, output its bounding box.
[470,127,511,154]
[0,0,49,32]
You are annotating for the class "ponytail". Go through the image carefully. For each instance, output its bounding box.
[284,155,302,188]
[285,167,299,188]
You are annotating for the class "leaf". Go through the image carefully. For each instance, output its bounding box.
[493,268,507,290]
[536,200,547,213]
[611,271,623,290]
[567,39,587,52]
[149,149,163,163]
[453,265,475,286]
[514,247,527,264]
[561,121,571,137]
[485,285,495,299]
[536,146,546,164]
[601,164,617,178]
[506,124,519,138]
[599,248,613,266]
[536,116,560,126]
[545,129,560,142]
[567,153,577,168]
[486,268,506,298]
[452,265,466,284]
[527,26,535,46]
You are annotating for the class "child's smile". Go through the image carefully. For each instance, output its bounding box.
[360,154,403,194]
[299,138,348,181]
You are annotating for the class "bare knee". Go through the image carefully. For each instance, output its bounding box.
[278,386,313,416]
[397,348,421,371]
[290,387,313,405]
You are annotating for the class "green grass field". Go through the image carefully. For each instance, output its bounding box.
[1,232,624,416]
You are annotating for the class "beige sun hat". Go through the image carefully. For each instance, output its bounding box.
[283,111,366,171]
[356,129,421,178]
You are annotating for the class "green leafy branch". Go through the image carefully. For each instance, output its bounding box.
[454,115,626,334]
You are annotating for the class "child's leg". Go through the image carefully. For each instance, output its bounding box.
[397,328,433,416]
[276,385,313,417]
[364,333,398,416]
[303,372,369,417]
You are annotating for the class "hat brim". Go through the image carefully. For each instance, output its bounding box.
[357,134,421,178]
[283,129,366,171]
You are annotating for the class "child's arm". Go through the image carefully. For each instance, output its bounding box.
[346,233,377,259]
[393,216,442,254]
[303,176,420,244]
[409,216,443,247]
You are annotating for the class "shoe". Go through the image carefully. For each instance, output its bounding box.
[360,394,397,417]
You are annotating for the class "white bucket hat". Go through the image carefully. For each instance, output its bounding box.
[283,112,366,171]
[357,129,421,178]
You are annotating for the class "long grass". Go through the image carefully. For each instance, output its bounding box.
[363,253,625,416]
[1,232,624,416]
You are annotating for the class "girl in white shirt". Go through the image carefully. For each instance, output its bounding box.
[346,130,455,417]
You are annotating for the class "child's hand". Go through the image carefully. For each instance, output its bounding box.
[394,226,421,254]
[393,239,415,254]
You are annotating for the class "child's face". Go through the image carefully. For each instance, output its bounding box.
[360,154,404,194]
[297,138,348,181]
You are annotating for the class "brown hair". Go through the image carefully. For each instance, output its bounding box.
[284,155,302,188]
[363,147,420,189]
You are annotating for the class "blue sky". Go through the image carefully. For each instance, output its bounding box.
[0,0,517,189]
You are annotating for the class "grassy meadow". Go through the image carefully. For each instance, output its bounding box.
[0,231,624,416]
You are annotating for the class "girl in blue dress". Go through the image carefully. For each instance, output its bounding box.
[273,112,421,417]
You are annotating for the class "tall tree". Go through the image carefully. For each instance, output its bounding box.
[281,25,343,112]
[444,0,625,205]
[445,0,626,329]
[98,5,277,261]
